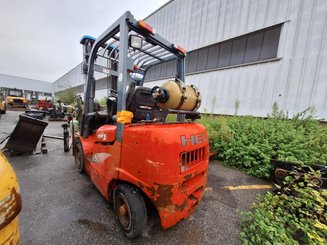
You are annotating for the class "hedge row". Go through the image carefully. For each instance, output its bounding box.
[199,115,327,178]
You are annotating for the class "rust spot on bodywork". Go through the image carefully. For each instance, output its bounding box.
[86,153,93,163]
[184,173,192,180]
[137,181,156,196]
[175,198,188,211]
[136,177,206,228]
[154,184,180,218]
[137,181,144,189]
[138,182,189,217]
[153,184,174,207]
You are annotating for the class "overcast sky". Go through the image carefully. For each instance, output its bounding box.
[0,0,168,82]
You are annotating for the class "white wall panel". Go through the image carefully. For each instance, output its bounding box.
[0,74,52,93]
[52,0,327,119]
[53,64,82,92]
[144,0,327,119]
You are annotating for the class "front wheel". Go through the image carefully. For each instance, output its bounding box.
[64,136,70,152]
[73,139,84,173]
[63,130,70,152]
[114,185,147,238]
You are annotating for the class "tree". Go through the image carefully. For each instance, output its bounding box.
[55,87,77,105]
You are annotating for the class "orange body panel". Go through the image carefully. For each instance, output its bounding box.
[79,122,209,228]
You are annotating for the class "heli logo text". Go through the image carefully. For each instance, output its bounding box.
[181,134,206,147]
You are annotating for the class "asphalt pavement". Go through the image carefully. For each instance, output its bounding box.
[0,111,270,245]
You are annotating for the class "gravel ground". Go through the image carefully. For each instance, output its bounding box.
[0,111,270,245]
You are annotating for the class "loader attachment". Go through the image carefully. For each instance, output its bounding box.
[271,159,327,189]
[4,115,48,154]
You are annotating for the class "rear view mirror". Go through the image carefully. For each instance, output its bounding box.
[129,35,142,49]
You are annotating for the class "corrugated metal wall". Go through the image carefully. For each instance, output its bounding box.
[53,57,115,93]
[53,64,82,92]
[0,74,53,93]
[53,0,327,118]
[146,0,327,118]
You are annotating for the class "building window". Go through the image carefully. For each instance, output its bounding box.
[244,32,264,63]
[144,24,282,82]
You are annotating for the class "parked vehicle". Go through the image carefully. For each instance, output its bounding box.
[5,89,29,109]
[73,11,209,238]
[271,159,327,189]
[0,91,6,114]
[36,99,53,110]
[0,151,21,244]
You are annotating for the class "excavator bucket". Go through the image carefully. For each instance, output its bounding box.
[5,115,48,154]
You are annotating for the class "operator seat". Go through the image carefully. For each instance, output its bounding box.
[83,97,117,137]
[127,87,167,122]
[107,96,117,118]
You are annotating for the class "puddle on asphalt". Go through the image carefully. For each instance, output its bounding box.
[77,219,108,233]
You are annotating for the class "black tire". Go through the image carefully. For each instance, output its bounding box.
[64,131,70,152]
[309,176,323,188]
[274,168,288,185]
[74,139,84,173]
[114,184,147,238]
[64,137,70,152]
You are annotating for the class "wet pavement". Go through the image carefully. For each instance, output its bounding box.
[0,111,270,245]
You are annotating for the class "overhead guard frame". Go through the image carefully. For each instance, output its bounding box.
[81,11,186,141]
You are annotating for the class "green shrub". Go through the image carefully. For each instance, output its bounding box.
[199,115,327,178]
[98,97,108,107]
[240,172,327,244]
[56,87,77,105]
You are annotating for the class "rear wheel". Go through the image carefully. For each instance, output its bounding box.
[74,140,84,173]
[274,168,288,185]
[309,175,323,188]
[114,184,147,238]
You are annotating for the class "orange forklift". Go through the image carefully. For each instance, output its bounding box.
[73,11,209,238]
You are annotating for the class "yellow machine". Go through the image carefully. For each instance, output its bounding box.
[0,151,21,244]
[5,89,29,109]
[0,91,6,114]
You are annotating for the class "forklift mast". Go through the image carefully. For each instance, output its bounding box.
[80,11,187,141]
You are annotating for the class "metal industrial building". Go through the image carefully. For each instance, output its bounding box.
[0,74,53,100]
[53,0,327,119]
